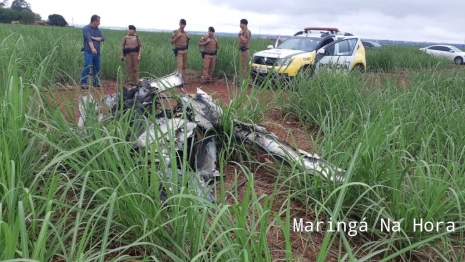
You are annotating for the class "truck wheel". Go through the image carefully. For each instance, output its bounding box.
[297,65,314,78]
[251,72,265,85]
[352,64,365,73]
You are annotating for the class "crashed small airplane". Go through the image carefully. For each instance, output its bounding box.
[77,71,345,203]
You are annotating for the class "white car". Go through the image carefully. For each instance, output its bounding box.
[419,45,465,65]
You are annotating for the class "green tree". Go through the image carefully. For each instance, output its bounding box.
[47,14,67,26]
[10,0,30,12]
[34,12,40,21]
[19,9,34,24]
[0,8,19,23]
[0,0,9,7]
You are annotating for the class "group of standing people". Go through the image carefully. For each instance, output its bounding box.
[171,19,220,85]
[80,14,143,88]
[80,15,251,89]
[170,18,251,86]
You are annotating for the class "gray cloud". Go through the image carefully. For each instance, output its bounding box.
[210,0,463,17]
[208,0,464,43]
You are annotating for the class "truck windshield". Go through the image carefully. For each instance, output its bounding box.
[277,37,321,51]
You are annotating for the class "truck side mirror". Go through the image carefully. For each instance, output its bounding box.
[267,45,274,49]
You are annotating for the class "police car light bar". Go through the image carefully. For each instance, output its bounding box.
[304,27,339,34]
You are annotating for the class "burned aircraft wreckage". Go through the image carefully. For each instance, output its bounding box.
[78,72,344,203]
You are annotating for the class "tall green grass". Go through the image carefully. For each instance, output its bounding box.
[365,45,453,72]
[2,22,465,261]
[283,69,465,260]
[0,32,292,261]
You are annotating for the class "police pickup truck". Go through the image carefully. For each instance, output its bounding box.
[250,27,366,80]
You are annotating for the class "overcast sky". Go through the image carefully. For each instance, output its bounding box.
[26,0,464,44]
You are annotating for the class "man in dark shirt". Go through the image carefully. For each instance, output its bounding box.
[81,14,105,89]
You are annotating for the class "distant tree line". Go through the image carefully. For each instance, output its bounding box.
[0,0,67,26]
[0,0,37,24]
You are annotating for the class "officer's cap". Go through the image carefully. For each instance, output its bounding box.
[208,26,215,32]
[129,25,136,30]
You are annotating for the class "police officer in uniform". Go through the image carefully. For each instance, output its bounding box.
[171,19,190,84]
[198,26,219,85]
[120,25,143,85]
[237,18,252,86]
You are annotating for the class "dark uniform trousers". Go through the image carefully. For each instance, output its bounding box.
[125,52,140,84]
[177,49,188,78]
[202,54,216,81]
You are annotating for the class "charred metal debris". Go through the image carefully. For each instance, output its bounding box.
[77,71,345,203]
